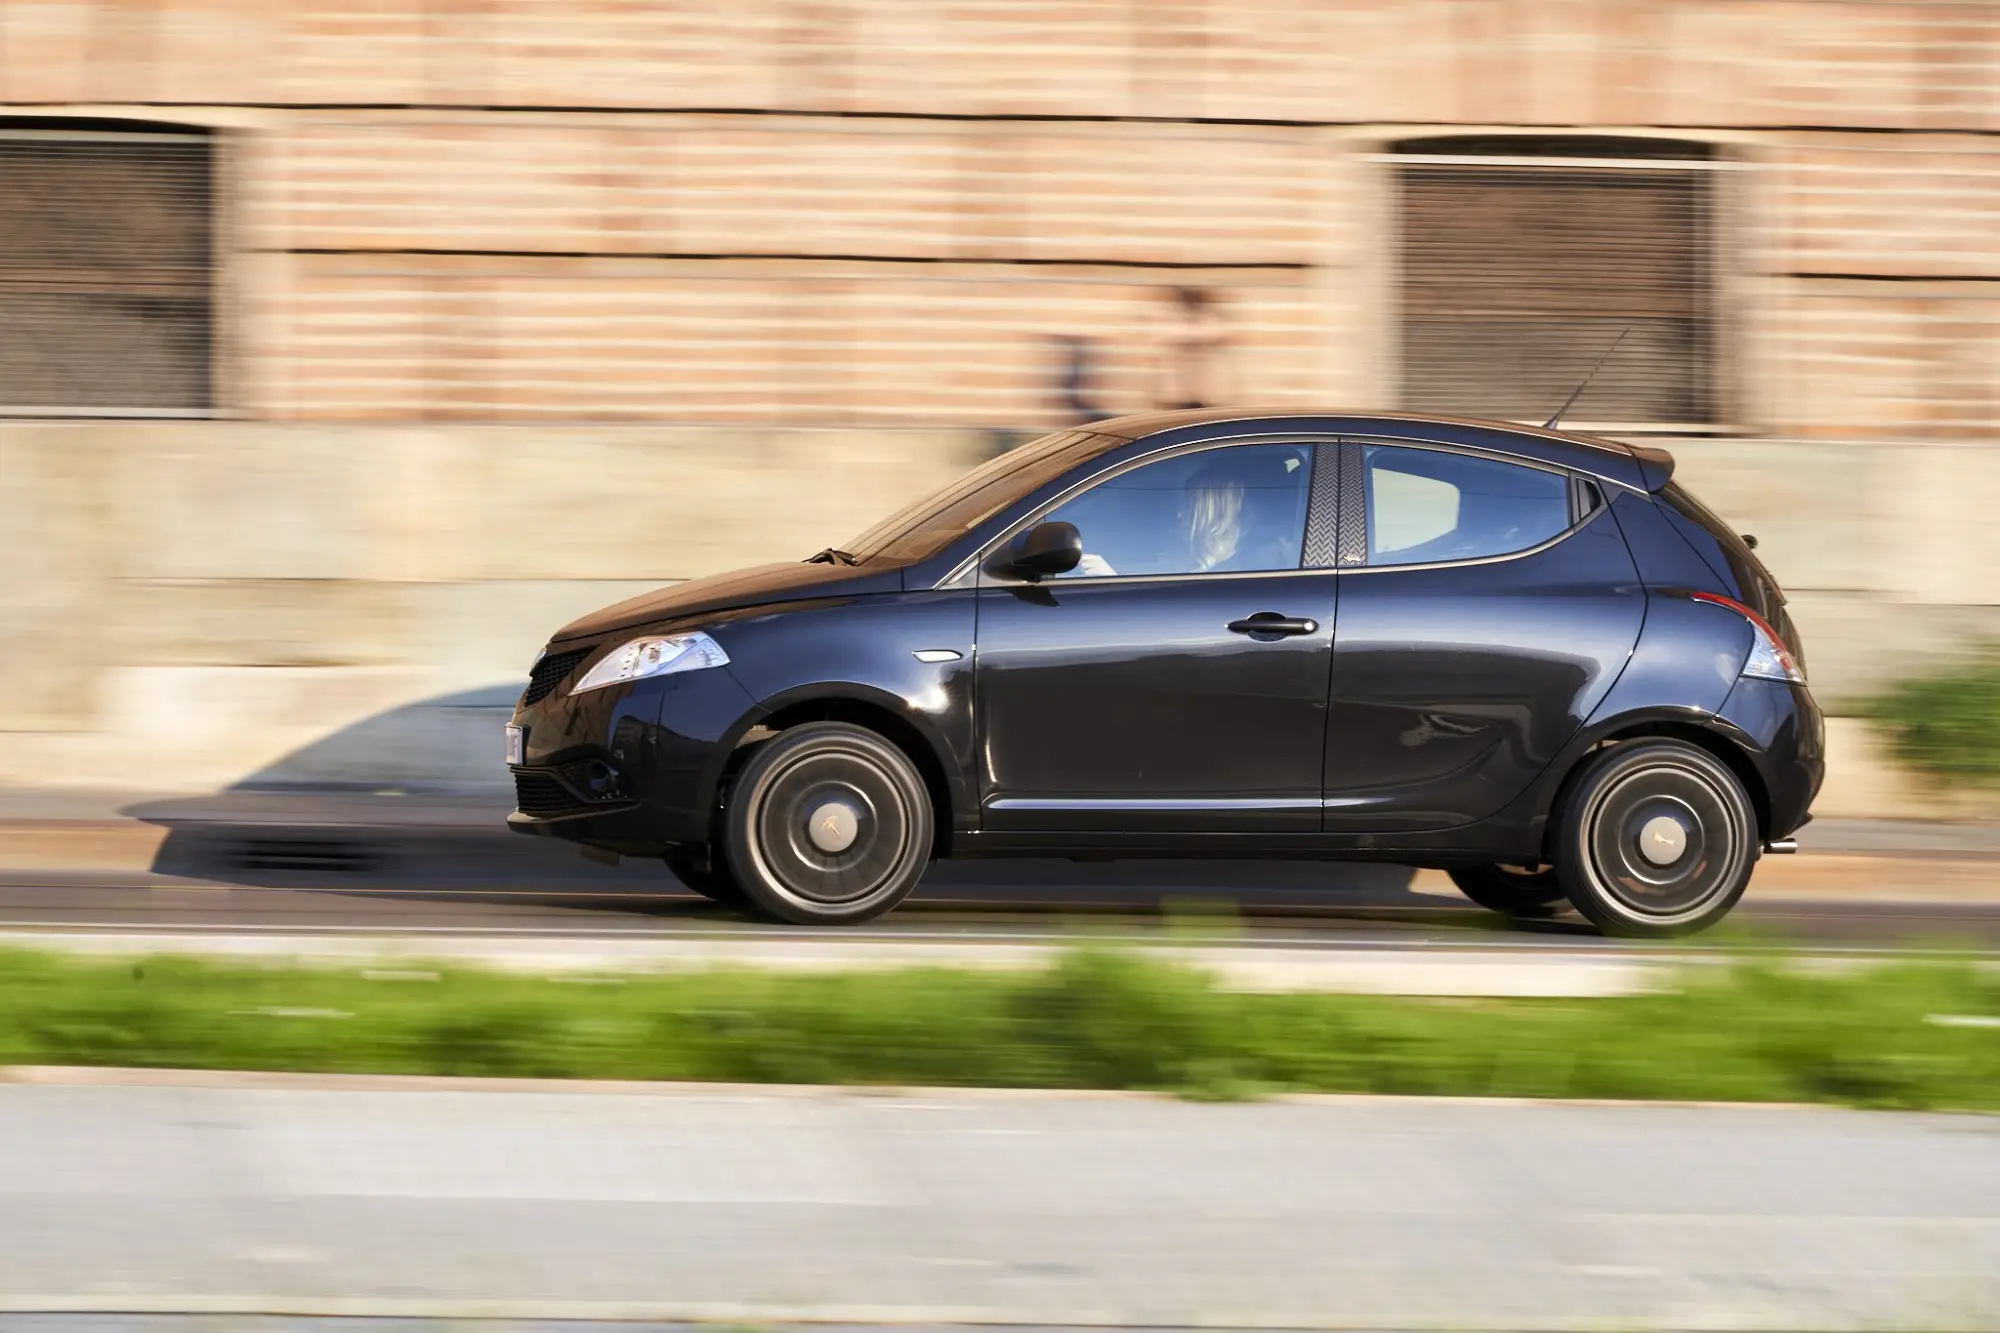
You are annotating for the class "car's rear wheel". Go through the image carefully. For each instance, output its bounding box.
[1447,863,1566,916]
[662,849,746,904]
[1553,740,1757,938]
[723,721,933,926]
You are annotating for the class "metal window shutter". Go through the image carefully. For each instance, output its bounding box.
[1398,162,1715,429]
[0,128,214,414]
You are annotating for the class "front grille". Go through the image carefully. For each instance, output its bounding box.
[513,770,594,819]
[521,647,593,706]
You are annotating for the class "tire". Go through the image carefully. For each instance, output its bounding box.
[663,849,747,904]
[1448,863,1566,917]
[722,721,934,926]
[1553,740,1758,939]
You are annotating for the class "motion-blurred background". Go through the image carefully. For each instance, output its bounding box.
[0,1,1993,809]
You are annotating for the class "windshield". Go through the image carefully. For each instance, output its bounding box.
[843,430,1113,564]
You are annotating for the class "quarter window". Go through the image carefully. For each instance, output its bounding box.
[1364,446,1570,566]
[1046,443,1313,578]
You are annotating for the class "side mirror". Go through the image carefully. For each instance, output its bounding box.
[1005,521,1083,581]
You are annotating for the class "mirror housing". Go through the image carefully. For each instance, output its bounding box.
[1004,521,1083,581]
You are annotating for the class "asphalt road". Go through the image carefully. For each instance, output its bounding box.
[0,791,1993,951]
[0,1072,1993,1327]
[0,860,1996,952]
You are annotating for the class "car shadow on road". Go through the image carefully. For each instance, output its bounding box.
[119,689,1585,935]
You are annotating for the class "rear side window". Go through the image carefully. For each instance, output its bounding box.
[1364,445,1571,566]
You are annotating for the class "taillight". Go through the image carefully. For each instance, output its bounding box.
[1686,590,1806,685]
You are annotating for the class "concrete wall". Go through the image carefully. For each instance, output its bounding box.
[1674,438,2000,695]
[0,420,1988,810]
[0,422,983,792]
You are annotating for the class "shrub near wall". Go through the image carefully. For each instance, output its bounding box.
[1866,647,2000,787]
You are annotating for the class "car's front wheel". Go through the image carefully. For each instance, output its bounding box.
[1554,740,1758,938]
[1447,863,1566,916]
[723,721,933,925]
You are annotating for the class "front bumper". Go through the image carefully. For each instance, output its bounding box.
[504,649,759,854]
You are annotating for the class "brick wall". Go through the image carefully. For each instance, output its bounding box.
[2,0,1997,433]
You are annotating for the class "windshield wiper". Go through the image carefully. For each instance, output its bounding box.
[806,547,861,566]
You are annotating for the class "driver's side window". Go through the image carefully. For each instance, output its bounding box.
[1042,442,1312,578]
[1364,445,1570,566]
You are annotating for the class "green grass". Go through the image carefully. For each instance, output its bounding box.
[0,946,1994,1110]
[1865,645,2000,785]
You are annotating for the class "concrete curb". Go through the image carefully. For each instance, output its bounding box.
[8,1293,1977,1329]
[0,928,1673,995]
[0,1294,1846,1328]
[0,1065,1881,1115]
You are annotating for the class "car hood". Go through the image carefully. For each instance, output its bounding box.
[552,560,905,642]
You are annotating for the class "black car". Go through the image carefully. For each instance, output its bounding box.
[506,410,1822,937]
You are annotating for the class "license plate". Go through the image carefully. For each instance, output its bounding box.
[504,724,526,766]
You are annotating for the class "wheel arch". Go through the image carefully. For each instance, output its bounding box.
[1539,708,1774,852]
[719,685,965,857]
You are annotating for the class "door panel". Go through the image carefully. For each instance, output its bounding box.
[974,438,1334,835]
[976,576,1336,832]
[1323,504,1644,833]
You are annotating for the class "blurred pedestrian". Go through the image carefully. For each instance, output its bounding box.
[1050,334,1103,425]
[1155,286,1234,410]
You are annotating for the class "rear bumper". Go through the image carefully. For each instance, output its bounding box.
[1717,676,1825,840]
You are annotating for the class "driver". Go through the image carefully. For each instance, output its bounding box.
[1185,468,1246,572]
[1073,455,1290,577]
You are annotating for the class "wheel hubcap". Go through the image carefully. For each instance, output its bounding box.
[1636,814,1689,866]
[748,746,915,907]
[806,799,861,853]
[1584,766,1745,920]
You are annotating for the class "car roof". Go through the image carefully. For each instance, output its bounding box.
[1083,407,1652,490]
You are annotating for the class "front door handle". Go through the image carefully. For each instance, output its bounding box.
[1227,613,1319,637]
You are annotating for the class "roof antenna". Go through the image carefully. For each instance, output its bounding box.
[1543,326,1630,430]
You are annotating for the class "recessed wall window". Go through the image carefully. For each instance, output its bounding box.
[0,121,214,416]
[1393,135,1720,431]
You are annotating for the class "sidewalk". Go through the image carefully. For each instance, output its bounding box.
[0,1070,1991,1329]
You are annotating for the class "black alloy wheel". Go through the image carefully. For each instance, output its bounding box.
[1447,863,1566,917]
[663,849,747,904]
[1554,740,1758,938]
[723,721,934,925]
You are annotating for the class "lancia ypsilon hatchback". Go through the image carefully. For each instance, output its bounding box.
[506,410,1821,937]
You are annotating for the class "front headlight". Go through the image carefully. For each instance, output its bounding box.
[572,632,730,693]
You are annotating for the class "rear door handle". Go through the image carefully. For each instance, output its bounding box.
[1227,613,1319,637]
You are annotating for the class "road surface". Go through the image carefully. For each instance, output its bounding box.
[0,1070,1993,1329]
[1,793,1995,962]
[0,860,1995,951]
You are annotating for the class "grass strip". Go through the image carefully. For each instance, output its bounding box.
[0,946,1992,1109]
[1865,644,2000,785]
